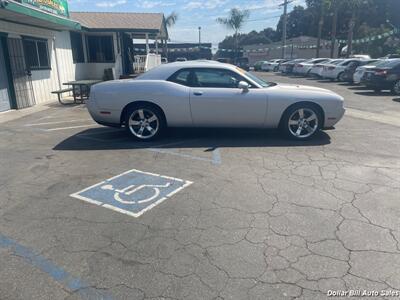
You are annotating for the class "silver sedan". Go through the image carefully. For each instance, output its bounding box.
[87,61,345,141]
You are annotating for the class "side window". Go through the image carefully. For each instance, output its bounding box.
[192,69,246,88]
[167,69,191,86]
[23,37,50,70]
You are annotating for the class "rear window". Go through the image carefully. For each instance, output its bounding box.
[168,69,191,86]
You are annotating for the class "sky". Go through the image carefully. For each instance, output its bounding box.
[68,0,306,46]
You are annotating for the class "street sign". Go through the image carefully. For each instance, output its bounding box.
[21,0,69,17]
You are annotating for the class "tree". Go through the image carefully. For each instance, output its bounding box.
[216,8,250,62]
[163,12,178,56]
[340,0,371,57]
[165,12,178,28]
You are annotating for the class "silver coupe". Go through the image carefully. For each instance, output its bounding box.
[87,61,345,140]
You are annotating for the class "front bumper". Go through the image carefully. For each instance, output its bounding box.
[324,106,346,128]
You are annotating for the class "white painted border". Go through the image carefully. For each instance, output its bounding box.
[70,169,193,218]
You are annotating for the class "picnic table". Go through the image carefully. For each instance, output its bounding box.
[63,80,102,103]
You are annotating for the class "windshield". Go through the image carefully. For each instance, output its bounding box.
[245,71,273,87]
[331,60,344,65]
[377,59,400,68]
[365,60,380,66]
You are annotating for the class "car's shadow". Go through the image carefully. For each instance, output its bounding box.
[347,86,370,90]
[354,91,393,97]
[393,98,400,103]
[53,127,331,151]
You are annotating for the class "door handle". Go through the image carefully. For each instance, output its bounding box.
[193,91,203,96]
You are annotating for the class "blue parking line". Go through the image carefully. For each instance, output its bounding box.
[212,148,222,165]
[0,233,112,300]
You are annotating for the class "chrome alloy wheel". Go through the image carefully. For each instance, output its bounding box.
[128,109,159,139]
[288,108,319,138]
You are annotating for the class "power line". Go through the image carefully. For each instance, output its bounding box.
[244,15,282,23]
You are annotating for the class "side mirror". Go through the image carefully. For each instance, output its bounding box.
[238,81,249,91]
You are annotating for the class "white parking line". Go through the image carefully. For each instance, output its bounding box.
[25,119,92,126]
[45,124,98,131]
[346,108,400,127]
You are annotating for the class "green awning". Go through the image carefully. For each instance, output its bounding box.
[1,1,81,31]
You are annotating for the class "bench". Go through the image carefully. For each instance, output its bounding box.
[51,88,73,105]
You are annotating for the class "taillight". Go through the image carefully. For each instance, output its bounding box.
[375,70,387,76]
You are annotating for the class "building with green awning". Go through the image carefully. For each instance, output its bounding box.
[0,0,168,112]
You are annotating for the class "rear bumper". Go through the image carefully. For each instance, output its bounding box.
[361,76,395,90]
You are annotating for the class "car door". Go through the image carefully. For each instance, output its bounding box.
[189,68,268,127]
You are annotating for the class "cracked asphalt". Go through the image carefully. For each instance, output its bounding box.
[0,72,400,300]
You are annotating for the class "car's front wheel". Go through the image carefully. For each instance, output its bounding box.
[125,104,165,141]
[281,104,322,140]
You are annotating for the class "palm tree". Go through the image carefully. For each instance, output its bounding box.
[216,8,250,62]
[165,12,178,28]
[163,12,178,56]
[329,0,339,58]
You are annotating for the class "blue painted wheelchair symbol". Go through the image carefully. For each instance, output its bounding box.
[70,169,193,217]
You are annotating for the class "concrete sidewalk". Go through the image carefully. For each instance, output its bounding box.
[0,99,77,124]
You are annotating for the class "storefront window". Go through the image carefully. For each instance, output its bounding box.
[70,32,84,63]
[23,38,50,70]
[86,35,114,63]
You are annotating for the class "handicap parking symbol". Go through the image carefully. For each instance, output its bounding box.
[70,169,193,217]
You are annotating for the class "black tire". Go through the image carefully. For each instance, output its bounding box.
[280,103,323,140]
[392,80,400,95]
[125,103,166,141]
[338,72,346,82]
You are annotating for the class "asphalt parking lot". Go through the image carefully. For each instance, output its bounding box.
[1,73,400,300]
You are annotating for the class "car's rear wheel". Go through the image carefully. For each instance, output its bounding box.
[392,80,400,95]
[281,104,322,140]
[125,104,165,141]
[338,72,346,82]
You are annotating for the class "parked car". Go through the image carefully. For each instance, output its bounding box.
[340,59,380,83]
[361,59,400,94]
[253,60,268,71]
[235,57,250,71]
[293,58,330,76]
[88,61,345,141]
[309,59,343,78]
[279,59,307,74]
[261,59,288,72]
[353,59,385,84]
[321,59,363,81]
[216,58,230,63]
[350,54,371,59]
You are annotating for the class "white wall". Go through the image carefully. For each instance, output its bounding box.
[0,20,76,104]
[0,21,122,107]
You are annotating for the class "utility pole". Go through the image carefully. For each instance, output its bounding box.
[279,0,292,59]
[198,26,202,59]
[198,26,201,46]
